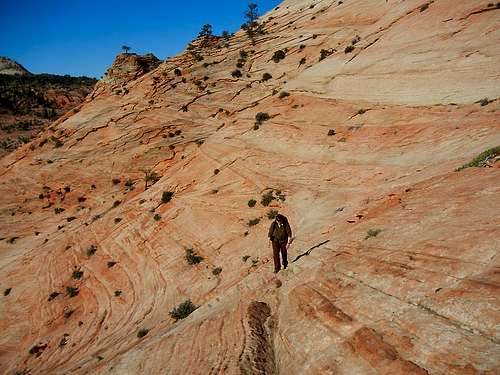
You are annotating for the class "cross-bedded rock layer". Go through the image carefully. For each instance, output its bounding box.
[0,1,499,374]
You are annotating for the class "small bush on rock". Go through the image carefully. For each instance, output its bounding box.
[161,191,174,204]
[267,209,278,220]
[344,45,355,53]
[255,112,270,125]
[262,73,272,81]
[365,229,382,239]
[186,248,204,265]
[272,50,286,63]
[169,299,197,320]
[456,146,500,171]
[137,328,149,338]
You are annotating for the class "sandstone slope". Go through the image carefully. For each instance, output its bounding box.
[0,1,499,374]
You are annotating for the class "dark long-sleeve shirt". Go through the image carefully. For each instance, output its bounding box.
[268,220,292,243]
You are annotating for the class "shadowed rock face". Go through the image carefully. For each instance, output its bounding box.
[0,0,499,374]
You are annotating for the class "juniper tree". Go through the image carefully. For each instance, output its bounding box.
[198,24,213,38]
[244,3,259,38]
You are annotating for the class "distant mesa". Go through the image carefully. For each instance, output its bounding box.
[0,56,32,76]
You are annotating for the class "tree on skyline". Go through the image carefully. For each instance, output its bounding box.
[198,24,213,38]
[121,45,131,54]
[243,3,260,41]
[245,3,259,27]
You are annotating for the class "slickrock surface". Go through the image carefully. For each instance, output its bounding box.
[0,1,499,374]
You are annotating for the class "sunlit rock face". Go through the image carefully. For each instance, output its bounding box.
[0,0,499,374]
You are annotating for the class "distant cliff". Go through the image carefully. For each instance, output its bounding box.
[0,56,31,76]
[0,58,96,156]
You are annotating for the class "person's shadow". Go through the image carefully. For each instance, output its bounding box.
[292,240,330,263]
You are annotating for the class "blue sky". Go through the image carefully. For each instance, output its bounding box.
[0,0,281,78]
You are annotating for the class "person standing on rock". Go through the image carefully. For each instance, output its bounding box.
[268,214,292,273]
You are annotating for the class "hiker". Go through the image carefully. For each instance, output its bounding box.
[268,214,292,273]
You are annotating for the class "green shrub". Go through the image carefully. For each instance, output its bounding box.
[86,245,97,256]
[169,300,197,320]
[365,229,382,239]
[137,328,149,338]
[262,73,272,81]
[248,199,257,207]
[186,248,204,265]
[212,267,222,275]
[54,207,65,214]
[248,217,261,226]
[357,108,366,115]
[456,146,500,171]
[72,269,83,279]
[112,178,121,185]
[261,191,274,206]
[479,98,492,106]
[161,191,174,204]
[299,57,306,65]
[272,50,286,63]
[231,69,242,78]
[66,286,79,297]
[344,45,355,53]
[328,129,336,136]
[276,190,286,202]
[242,255,250,262]
[267,209,278,220]
[420,3,429,12]
[319,49,333,61]
[145,170,160,187]
[255,112,270,125]
[154,214,161,221]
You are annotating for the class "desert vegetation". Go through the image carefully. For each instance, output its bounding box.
[185,248,204,265]
[365,229,382,239]
[456,146,500,171]
[169,300,197,320]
